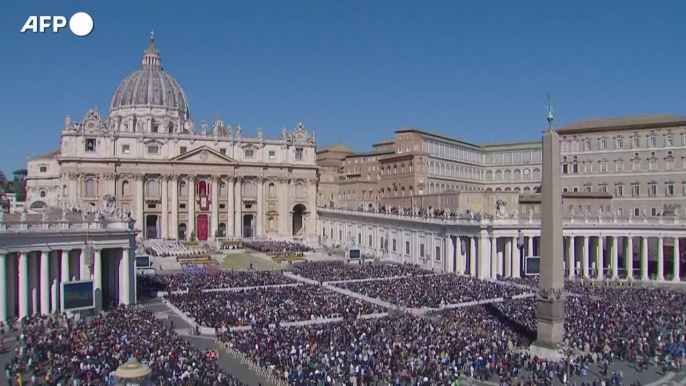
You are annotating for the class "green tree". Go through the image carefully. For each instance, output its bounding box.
[10,169,27,201]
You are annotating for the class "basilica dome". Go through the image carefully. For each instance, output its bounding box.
[110,34,190,118]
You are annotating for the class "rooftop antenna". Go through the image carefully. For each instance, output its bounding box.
[547,93,554,130]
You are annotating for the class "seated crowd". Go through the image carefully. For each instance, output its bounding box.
[337,274,527,308]
[143,239,206,258]
[291,261,431,282]
[167,285,384,328]
[243,240,312,254]
[218,285,686,385]
[137,270,294,292]
[499,275,613,297]
[8,307,244,385]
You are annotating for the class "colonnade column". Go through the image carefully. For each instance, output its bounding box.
[596,236,604,279]
[161,175,169,239]
[582,236,590,278]
[93,249,103,311]
[226,177,235,237]
[122,247,132,305]
[504,238,512,277]
[40,251,50,314]
[469,237,477,277]
[567,236,575,279]
[490,235,498,279]
[447,235,455,273]
[626,236,634,280]
[18,252,29,319]
[611,236,619,279]
[0,254,6,322]
[278,178,289,237]
[188,176,196,240]
[60,250,70,311]
[478,232,490,279]
[527,236,534,258]
[170,176,179,239]
[512,236,521,278]
[454,236,461,274]
[656,237,664,281]
[50,252,59,313]
[235,177,243,237]
[673,238,681,282]
[211,176,219,239]
[79,247,90,280]
[641,237,649,280]
[135,174,145,235]
[257,177,264,237]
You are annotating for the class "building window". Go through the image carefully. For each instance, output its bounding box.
[583,139,591,151]
[584,163,592,173]
[85,138,96,153]
[600,186,608,193]
[405,241,410,255]
[585,186,592,193]
[632,137,640,148]
[147,145,159,155]
[122,145,130,154]
[615,138,623,149]
[616,185,624,197]
[39,165,47,173]
[152,124,159,133]
[652,208,658,216]
[420,244,425,258]
[85,179,96,197]
[358,234,362,246]
[39,190,46,198]
[244,181,254,197]
[180,146,187,154]
[573,187,579,193]
[244,149,254,158]
[146,180,157,196]
[295,183,304,198]
[599,138,607,150]
[392,239,397,252]
[649,185,658,197]
[268,183,276,198]
[615,160,623,172]
[634,208,640,217]
[269,151,276,159]
[600,161,608,172]
[219,148,226,155]
[632,185,640,197]
[632,160,641,171]
[666,135,674,147]
[122,180,130,196]
[667,184,675,196]
[369,235,373,247]
[295,148,304,160]
[648,136,657,147]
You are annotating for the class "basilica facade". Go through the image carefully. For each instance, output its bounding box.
[26,35,318,242]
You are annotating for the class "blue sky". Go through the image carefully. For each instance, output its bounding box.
[1,1,685,175]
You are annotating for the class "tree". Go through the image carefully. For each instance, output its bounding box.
[10,169,27,202]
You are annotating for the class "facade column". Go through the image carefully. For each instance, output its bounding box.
[93,249,103,311]
[278,178,289,237]
[596,236,604,279]
[454,236,461,274]
[235,177,243,237]
[122,247,132,305]
[641,236,649,280]
[257,177,264,237]
[188,176,196,240]
[0,254,6,322]
[673,238,680,282]
[477,232,490,279]
[60,250,70,312]
[50,252,59,313]
[135,174,145,236]
[581,236,590,278]
[490,235,498,279]
[447,235,455,273]
[226,177,235,237]
[40,251,50,314]
[611,236,619,279]
[170,175,179,239]
[469,237,477,277]
[567,236,575,279]
[211,176,219,239]
[512,236,521,278]
[18,252,29,319]
[657,236,664,281]
[527,236,534,257]
[161,174,169,239]
[626,236,634,279]
[29,253,38,314]
[504,238,512,277]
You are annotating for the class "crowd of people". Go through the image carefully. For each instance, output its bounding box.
[337,274,527,308]
[143,239,207,258]
[291,261,431,282]
[7,307,244,385]
[243,240,313,255]
[137,270,294,292]
[499,275,615,297]
[167,285,384,328]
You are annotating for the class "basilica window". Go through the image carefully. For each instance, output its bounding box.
[532,168,541,180]
[179,146,187,154]
[146,180,157,196]
[666,135,674,147]
[269,151,276,159]
[244,149,254,158]
[219,148,226,155]
[178,181,186,197]
[244,181,254,197]
[147,145,159,155]
[615,138,623,149]
[85,179,96,198]
[295,148,304,160]
[269,183,276,198]
[219,183,226,196]
[295,183,304,198]
[648,136,657,147]
[122,181,130,196]
[85,138,96,153]
[122,145,130,154]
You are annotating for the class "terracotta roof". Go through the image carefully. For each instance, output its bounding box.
[29,149,60,161]
[395,127,480,149]
[317,143,355,154]
[556,114,686,134]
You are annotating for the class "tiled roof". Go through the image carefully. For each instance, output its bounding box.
[556,114,686,134]
[29,149,60,160]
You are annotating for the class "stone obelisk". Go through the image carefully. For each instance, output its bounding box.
[531,95,566,359]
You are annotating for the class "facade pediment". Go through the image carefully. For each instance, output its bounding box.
[169,146,236,165]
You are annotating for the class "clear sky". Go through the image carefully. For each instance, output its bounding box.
[1,1,685,175]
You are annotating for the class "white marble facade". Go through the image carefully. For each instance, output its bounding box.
[26,34,318,242]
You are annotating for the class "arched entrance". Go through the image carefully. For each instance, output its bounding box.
[178,223,187,240]
[292,204,306,236]
[145,215,158,239]
[196,214,209,241]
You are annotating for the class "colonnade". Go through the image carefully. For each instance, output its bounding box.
[0,247,134,322]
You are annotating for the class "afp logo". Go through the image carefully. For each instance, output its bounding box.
[20,12,94,37]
